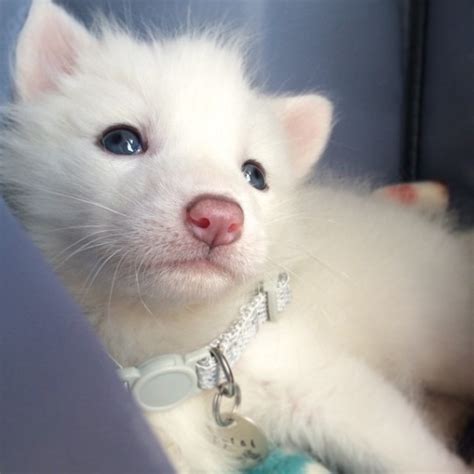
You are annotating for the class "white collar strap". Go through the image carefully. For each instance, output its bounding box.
[117,273,291,411]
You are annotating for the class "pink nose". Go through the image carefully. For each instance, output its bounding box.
[186,196,244,247]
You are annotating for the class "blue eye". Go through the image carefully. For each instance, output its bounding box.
[242,160,268,191]
[100,126,145,155]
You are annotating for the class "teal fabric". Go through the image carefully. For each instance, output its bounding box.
[245,450,316,474]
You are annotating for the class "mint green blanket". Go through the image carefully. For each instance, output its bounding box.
[245,450,330,474]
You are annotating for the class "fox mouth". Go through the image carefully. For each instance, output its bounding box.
[143,256,234,276]
[163,258,230,273]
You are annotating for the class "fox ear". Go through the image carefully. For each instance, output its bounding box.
[274,94,333,179]
[15,0,92,101]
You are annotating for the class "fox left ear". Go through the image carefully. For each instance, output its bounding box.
[14,0,93,101]
[273,94,333,179]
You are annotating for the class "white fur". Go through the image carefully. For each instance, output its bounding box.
[1,1,472,472]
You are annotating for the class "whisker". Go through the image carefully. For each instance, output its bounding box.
[106,250,131,321]
[16,183,129,218]
[51,229,115,262]
[53,234,124,269]
[44,224,114,234]
[80,247,124,303]
[49,191,128,217]
[262,255,305,286]
[264,238,350,283]
[135,254,158,318]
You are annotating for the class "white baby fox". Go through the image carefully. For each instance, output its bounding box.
[1,1,472,472]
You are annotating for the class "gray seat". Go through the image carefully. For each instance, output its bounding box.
[1,0,472,471]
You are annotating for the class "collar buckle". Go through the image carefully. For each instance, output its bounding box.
[118,347,209,411]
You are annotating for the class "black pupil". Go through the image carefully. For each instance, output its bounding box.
[102,129,142,155]
[243,163,266,190]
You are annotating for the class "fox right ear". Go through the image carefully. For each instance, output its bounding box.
[272,94,333,180]
[15,0,93,101]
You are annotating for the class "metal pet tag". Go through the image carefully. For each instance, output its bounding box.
[213,413,269,469]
